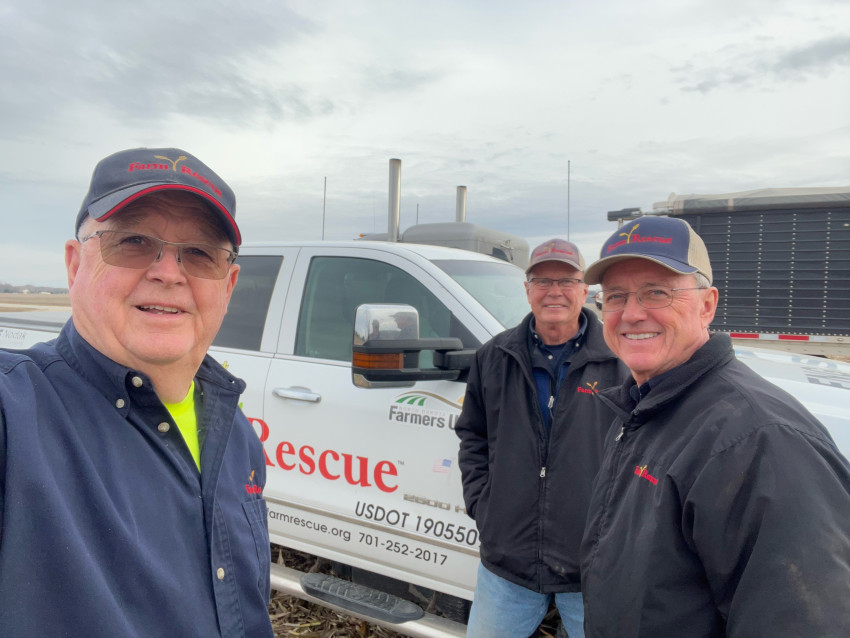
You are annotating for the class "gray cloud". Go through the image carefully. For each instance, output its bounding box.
[676,35,850,93]
[774,35,850,74]
[363,66,443,93]
[0,1,321,137]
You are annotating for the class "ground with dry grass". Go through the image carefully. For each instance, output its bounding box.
[268,546,406,637]
[267,545,565,638]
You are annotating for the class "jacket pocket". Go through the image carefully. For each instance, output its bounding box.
[242,498,271,602]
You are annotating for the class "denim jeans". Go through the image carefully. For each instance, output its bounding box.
[466,563,585,637]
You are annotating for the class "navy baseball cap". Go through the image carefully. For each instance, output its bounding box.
[75,147,241,246]
[584,216,712,285]
[525,238,586,275]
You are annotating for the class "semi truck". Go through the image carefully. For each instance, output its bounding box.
[2,237,850,637]
[608,186,850,356]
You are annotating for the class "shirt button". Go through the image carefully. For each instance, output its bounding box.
[216,568,225,580]
[547,354,553,360]
[115,399,125,408]
[158,422,170,433]
[131,376,143,388]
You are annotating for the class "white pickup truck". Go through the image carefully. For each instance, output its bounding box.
[2,239,849,638]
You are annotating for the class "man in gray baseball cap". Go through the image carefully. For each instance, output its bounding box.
[580,215,850,636]
[456,238,629,637]
[0,147,273,637]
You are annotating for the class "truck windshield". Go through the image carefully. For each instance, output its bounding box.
[433,259,528,329]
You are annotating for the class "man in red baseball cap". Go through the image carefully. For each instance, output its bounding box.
[456,238,629,637]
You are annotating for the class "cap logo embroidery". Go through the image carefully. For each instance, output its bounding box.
[154,154,187,171]
[634,464,658,485]
[534,242,576,259]
[577,381,599,395]
[126,154,223,197]
[606,223,674,254]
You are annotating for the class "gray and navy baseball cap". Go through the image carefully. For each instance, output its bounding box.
[75,147,241,246]
[525,238,586,275]
[584,216,712,285]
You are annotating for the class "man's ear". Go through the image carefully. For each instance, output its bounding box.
[223,263,240,309]
[65,239,82,290]
[700,287,719,329]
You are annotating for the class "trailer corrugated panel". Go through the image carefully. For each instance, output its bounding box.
[676,206,850,336]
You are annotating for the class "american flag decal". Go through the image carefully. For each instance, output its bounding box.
[433,459,452,473]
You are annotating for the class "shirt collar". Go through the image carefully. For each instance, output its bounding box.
[628,365,680,405]
[56,319,245,408]
[529,311,587,351]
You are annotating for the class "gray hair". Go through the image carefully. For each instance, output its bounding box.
[693,272,711,289]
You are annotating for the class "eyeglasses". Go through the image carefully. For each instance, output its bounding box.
[527,277,584,290]
[81,230,237,280]
[595,286,705,312]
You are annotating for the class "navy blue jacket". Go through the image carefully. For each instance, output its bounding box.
[582,334,850,637]
[455,309,629,593]
[0,321,272,637]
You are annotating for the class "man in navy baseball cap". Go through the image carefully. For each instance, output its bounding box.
[583,215,711,285]
[579,215,850,636]
[0,147,274,637]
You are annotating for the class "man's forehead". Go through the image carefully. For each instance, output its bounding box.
[108,193,229,242]
[529,261,583,277]
[602,259,689,285]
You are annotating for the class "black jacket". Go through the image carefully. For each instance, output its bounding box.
[455,308,629,592]
[581,333,850,637]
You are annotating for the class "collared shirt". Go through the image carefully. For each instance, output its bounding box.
[627,366,679,409]
[0,321,273,638]
[529,313,588,433]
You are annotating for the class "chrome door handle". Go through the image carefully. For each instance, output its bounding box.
[273,387,321,403]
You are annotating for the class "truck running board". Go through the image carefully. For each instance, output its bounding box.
[301,573,424,623]
[270,563,467,638]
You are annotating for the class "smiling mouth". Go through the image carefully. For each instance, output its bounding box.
[138,305,181,314]
[624,332,658,340]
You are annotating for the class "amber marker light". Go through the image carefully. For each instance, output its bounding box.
[352,352,404,369]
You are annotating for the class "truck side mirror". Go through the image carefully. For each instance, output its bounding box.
[351,304,474,388]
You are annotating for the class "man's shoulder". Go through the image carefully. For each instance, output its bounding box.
[0,341,61,375]
[478,320,527,356]
[717,357,824,424]
[676,356,833,453]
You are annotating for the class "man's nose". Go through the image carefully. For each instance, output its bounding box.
[148,243,187,279]
[620,292,646,319]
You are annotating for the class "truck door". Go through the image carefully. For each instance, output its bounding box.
[260,248,487,601]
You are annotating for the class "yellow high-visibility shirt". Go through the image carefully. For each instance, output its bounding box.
[164,380,200,471]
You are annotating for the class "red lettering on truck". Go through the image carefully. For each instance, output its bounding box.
[249,417,398,493]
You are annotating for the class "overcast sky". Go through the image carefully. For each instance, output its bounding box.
[2,0,848,287]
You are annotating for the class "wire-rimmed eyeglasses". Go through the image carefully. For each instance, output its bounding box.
[81,230,237,280]
[595,286,705,312]
[527,277,584,290]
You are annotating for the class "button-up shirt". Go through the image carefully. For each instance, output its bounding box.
[0,321,272,637]
[529,313,588,433]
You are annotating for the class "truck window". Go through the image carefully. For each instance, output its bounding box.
[433,259,528,329]
[213,255,283,351]
[295,256,477,363]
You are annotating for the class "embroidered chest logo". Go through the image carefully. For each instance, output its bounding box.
[634,464,658,485]
[245,469,262,495]
[577,381,599,395]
